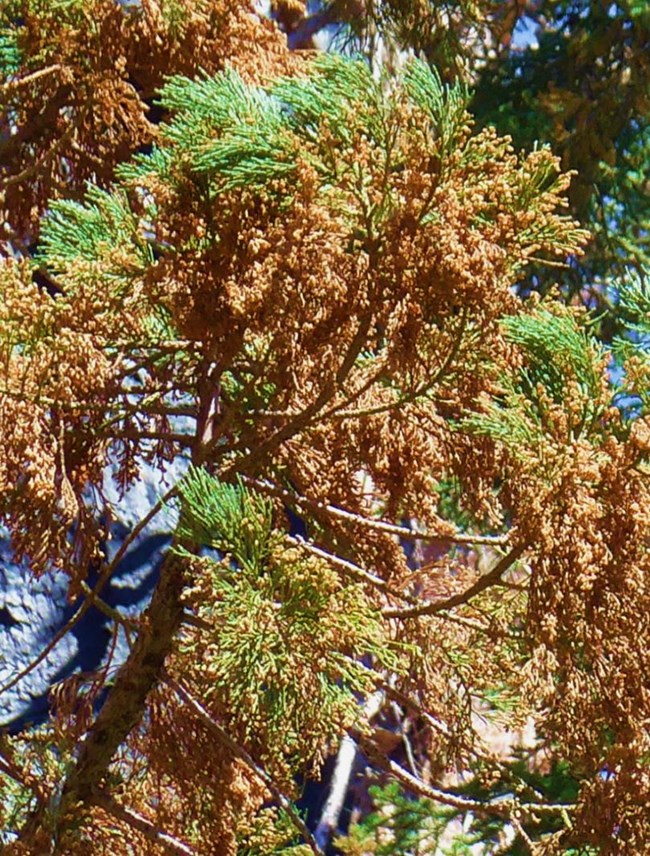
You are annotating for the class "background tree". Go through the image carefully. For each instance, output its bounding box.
[0,2,649,855]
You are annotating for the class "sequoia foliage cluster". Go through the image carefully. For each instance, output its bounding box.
[1,1,649,854]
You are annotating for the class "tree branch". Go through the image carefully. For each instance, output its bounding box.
[244,476,509,547]
[382,543,527,619]
[360,736,575,819]
[16,551,187,850]
[92,789,195,856]
[289,535,418,603]
[165,676,324,856]
[223,313,373,477]
[0,84,73,167]
[314,690,385,849]
[0,63,62,94]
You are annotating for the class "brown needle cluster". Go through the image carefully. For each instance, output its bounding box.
[0,0,297,247]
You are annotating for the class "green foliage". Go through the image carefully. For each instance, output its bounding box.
[614,268,650,335]
[0,730,69,840]
[38,185,152,279]
[272,54,379,134]
[161,69,297,189]
[336,782,477,855]
[470,0,650,301]
[442,758,581,855]
[0,19,623,850]
[237,807,313,856]
[115,145,174,187]
[313,0,649,313]
[218,340,279,434]
[129,55,471,199]
[0,26,19,75]
[33,50,576,299]
[338,760,582,856]
[178,469,397,775]
[402,58,469,160]
[466,308,606,456]
[0,769,33,843]
[501,310,601,405]
[175,466,275,573]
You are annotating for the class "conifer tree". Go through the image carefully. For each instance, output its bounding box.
[1,2,649,854]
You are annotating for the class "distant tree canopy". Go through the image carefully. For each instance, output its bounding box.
[1,2,650,854]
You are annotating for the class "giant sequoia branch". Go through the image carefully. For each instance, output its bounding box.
[62,552,185,794]
[245,476,509,546]
[289,535,419,603]
[223,313,374,478]
[16,550,187,849]
[382,543,527,619]
[360,736,576,820]
[166,676,324,856]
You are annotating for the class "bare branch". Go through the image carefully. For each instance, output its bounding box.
[315,690,385,848]
[289,535,418,603]
[361,737,576,819]
[245,476,509,547]
[383,543,527,620]
[0,483,177,700]
[0,63,63,94]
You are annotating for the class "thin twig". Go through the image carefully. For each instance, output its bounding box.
[289,535,419,604]
[0,485,176,700]
[362,739,500,813]
[108,429,194,445]
[245,477,509,547]
[361,738,575,818]
[0,64,62,93]
[92,789,195,855]
[330,308,468,421]
[165,676,325,856]
[79,582,139,630]
[100,484,178,583]
[223,313,373,479]
[181,610,213,632]
[383,543,527,620]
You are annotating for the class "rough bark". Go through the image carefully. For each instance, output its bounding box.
[15,551,186,851]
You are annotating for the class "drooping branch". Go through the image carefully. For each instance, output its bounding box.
[165,676,325,856]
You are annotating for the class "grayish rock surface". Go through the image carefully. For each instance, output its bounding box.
[0,458,186,729]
